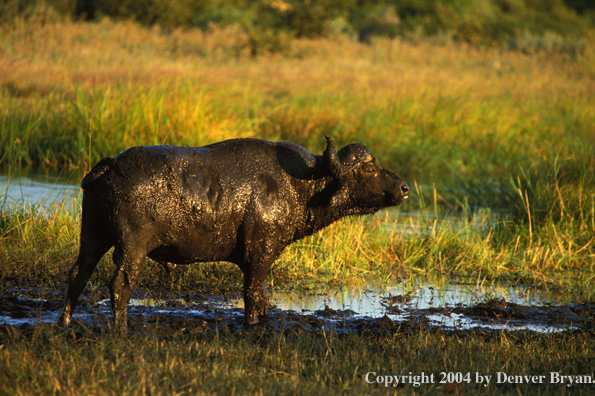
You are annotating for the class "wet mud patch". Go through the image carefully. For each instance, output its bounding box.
[1,278,594,336]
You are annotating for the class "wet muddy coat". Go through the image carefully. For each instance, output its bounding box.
[59,136,409,329]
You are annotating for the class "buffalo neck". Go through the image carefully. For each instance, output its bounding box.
[292,176,370,240]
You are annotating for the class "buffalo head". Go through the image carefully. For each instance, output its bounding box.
[323,135,409,210]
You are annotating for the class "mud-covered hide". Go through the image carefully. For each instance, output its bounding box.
[58,136,409,329]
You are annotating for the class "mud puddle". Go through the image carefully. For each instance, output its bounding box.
[267,279,588,333]
[2,278,593,335]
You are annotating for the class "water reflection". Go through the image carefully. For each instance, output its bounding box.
[0,280,576,334]
[265,280,572,333]
[269,280,556,314]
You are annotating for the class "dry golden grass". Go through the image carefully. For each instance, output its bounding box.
[2,18,593,101]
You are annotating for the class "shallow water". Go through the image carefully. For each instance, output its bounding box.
[0,168,80,210]
[0,278,584,334]
[243,280,576,333]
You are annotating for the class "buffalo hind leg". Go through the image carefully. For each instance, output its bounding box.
[58,241,111,327]
[242,265,271,326]
[109,246,145,333]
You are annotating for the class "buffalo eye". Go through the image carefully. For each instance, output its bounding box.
[363,163,377,176]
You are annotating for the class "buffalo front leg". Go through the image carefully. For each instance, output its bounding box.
[242,265,271,326]
[109,246,145,333]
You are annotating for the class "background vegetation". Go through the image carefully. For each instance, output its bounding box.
[0,4,594,395]
[0,4,594,295]
[1,0,595,47]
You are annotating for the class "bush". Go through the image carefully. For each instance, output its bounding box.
[75,0,210,27]
[244,26,293,56]
[1,0,593,51]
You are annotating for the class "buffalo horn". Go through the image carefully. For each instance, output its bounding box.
[324,135,343,179]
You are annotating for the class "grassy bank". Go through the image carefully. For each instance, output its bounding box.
[1,324,594,395]
[1,19,594,176]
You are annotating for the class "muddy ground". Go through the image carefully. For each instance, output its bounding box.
[1,276,594,336]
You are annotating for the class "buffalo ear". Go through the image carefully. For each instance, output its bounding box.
[329,185,350,207]
[324,135,343,179]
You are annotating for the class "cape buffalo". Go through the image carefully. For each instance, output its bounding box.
[58,136,409,329]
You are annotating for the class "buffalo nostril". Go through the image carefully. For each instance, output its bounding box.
[400,183,409,194]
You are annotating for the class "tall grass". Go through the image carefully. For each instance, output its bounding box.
[1,20,593,175]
